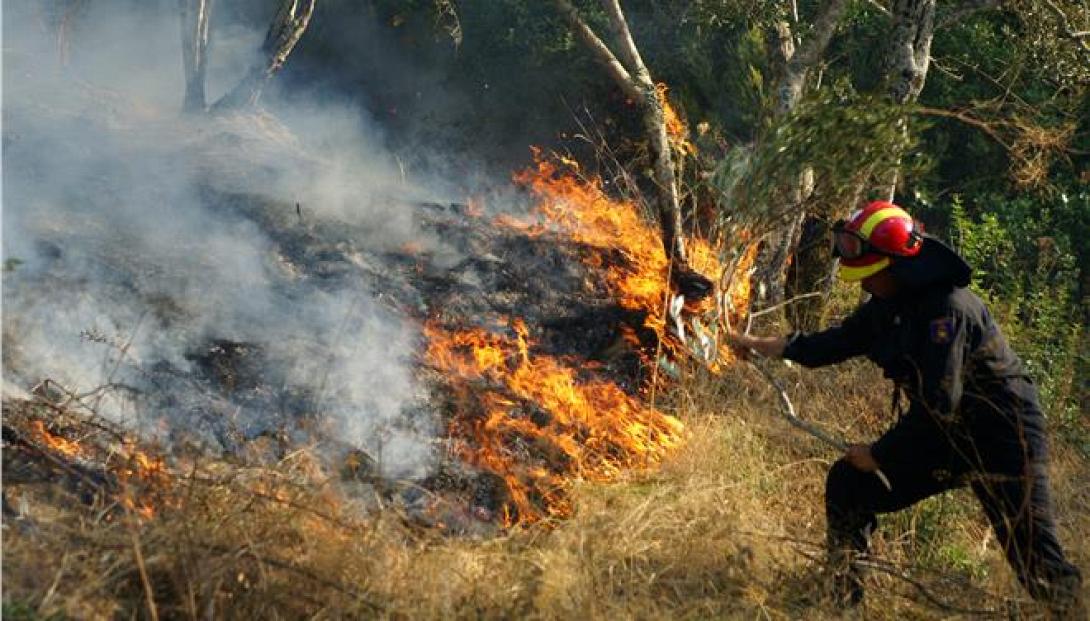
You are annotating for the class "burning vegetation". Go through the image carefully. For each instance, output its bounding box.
[420,149,754,525]
[5,394,172,522]
[4,143,748,534]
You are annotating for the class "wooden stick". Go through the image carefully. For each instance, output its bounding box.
[745,357,893,491]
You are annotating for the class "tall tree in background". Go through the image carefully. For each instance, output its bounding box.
[750,0,851,313]
[784,0,936,329]
[877,0,935,199]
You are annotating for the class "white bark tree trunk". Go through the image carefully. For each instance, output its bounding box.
[751,0,849,309]
[878,0,935,199]
[777,0,936,328]
[179,0,214,113]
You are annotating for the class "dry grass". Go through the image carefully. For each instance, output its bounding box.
[4,356,1088,620]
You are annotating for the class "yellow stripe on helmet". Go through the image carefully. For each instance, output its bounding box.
[838,257,890,282]
[858,207,910,239]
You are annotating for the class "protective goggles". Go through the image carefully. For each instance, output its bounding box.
[831,220,921,260]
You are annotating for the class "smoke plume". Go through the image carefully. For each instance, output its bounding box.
[2,1,448,479]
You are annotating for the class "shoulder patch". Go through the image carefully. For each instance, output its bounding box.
[930,317,954,344]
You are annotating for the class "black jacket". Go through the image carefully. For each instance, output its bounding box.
[782,284,1046,473]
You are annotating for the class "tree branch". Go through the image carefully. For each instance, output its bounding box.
[552,0,640,99]
[914,105,1013,150]
[777,0,851,114]
[864,0,891,17]
[599,0,650,84]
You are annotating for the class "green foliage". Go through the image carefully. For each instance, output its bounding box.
[884,492,988,580]
[712,85,922,233]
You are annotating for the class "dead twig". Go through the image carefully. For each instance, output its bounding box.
[790,546,1009,616]
[747,291,826,319]
[130,525,160,621]
[743,356,893,491]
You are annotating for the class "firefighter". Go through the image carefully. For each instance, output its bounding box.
[728,201,1083,615]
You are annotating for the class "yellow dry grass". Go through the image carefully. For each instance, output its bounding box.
[4,345,1088,620]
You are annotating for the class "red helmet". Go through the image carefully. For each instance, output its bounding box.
[833,201,923,282]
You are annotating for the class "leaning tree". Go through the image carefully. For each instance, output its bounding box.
[550,0,691,271]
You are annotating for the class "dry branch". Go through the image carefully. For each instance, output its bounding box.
[551,0,638,99]
[743,357,893,491]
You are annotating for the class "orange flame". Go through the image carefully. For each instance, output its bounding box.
[425,320,683,525]
[30,420,85,458]
[425,147,754,525]
[658,83,695,156]
[510,150,739,342]
[29,419,169,519]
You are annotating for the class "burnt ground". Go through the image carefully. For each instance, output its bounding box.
[3,184,664,532]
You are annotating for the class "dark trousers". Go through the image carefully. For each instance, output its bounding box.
[825,452,1082,604]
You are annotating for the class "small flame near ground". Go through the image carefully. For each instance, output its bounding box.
[425,148,755,526]
[28,419,170,519]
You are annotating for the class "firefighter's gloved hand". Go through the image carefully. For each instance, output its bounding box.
[845,444,879,473]
[726,330,787,359]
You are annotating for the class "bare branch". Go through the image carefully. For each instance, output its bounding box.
[864,0,891,16]
[915,105,1013,150]
[552,0,640,99]
[599,0,651,84]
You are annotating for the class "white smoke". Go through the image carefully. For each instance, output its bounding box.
[1,1,444,479]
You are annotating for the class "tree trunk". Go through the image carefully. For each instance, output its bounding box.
[785,215,836,330]
[775,0,935,327]
[640,85,687,263]
[552,0,688,264]
[179,0,214,113]
[877,0,935,198]
[212,0,317,112]
[751,1,848,313]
